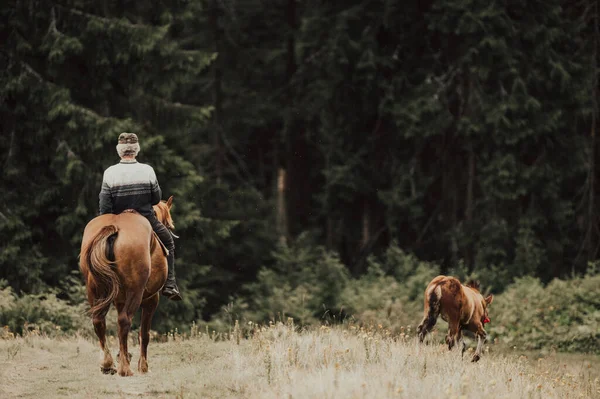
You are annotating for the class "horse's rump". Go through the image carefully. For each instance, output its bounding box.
[425,276,478,324]
[80,213,153,266]
[79,213,159,314]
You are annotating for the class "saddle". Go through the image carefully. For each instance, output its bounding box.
[121,209,169,257]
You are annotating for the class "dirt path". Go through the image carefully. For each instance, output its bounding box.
[0,336,235,399]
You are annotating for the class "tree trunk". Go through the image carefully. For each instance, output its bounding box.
[276,168,289,245]
[326,216,334,250]
[465,144,475,271]
[450,171,459,267]
[361,199,370,249]
[285,0,297,79]
[258,144,266,193]
[211,0,224,186]
[587,0,599,263]
[284,0,300,236]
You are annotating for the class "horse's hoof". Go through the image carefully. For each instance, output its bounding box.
[101,366,117,375]
[471,354,481,362]
[138,359,149,374]
[118,368,134,377]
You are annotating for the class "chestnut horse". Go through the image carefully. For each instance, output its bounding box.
[79,196,176,376]
[417,275,493,362]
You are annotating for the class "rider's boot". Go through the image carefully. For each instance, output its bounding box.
[161,251,182,301]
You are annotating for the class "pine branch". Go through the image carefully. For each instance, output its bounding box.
[54,3,168,33]
[19,60,46,82]
[132,91,211,115]
[3,129,15,171]
[18,60,131,132]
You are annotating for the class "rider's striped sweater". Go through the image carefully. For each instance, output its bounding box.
[99,160,162,217]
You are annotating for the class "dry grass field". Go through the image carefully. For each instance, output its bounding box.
[1,322,598,399]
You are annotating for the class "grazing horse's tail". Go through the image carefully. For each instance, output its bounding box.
[426,284,442,322]
[82,225,120,317]
[418,283,442,342]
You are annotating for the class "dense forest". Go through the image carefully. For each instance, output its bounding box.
[1,0,599,331]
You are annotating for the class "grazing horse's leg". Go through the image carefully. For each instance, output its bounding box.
[460,331,467,358]
[138,293,159,373]
[471,324,486,362]
[455,328,467,358]
[93,311,116,375]
[116,291,143,377]
[446,320,460,351]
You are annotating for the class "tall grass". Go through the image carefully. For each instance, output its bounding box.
[2,320,598,398]
[223,321,599,398]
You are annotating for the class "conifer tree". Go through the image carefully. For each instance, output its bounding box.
[0,1,213,306]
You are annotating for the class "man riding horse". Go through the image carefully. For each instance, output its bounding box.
[98,132,182,301]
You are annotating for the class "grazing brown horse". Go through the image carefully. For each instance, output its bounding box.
[417,275,493,362]
[79,196,176,376]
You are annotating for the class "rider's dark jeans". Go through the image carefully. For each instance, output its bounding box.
[146,214,175,254]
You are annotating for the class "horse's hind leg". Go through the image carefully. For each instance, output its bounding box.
[93,310,116,375]
[446,320,460,351]
[460,331,467,358]
[138,293,159,373]
[88,287,115,375]
[115,292,143,377]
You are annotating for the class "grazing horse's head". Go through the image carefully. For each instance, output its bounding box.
[154,195,175,231]
[465,279,493,323]
[480,291,494,324]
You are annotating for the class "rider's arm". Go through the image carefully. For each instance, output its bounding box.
[98,170,113,215]
[149,167,162,206]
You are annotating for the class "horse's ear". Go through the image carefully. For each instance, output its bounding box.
[485,294,494,305]
[166,195,173,209]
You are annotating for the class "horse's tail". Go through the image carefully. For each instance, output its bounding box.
[426,284,442,323]
[82,225,120,318]
[418,283,442,341]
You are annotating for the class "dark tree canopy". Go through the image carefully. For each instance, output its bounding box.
[1,0,598,328]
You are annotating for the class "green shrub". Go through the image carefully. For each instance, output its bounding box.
[488,273,600,353]
[213,241,439,335]
[338,246,439,332]
[215,233,351,326]
[0,274,117,338]
[0,279,86,336]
